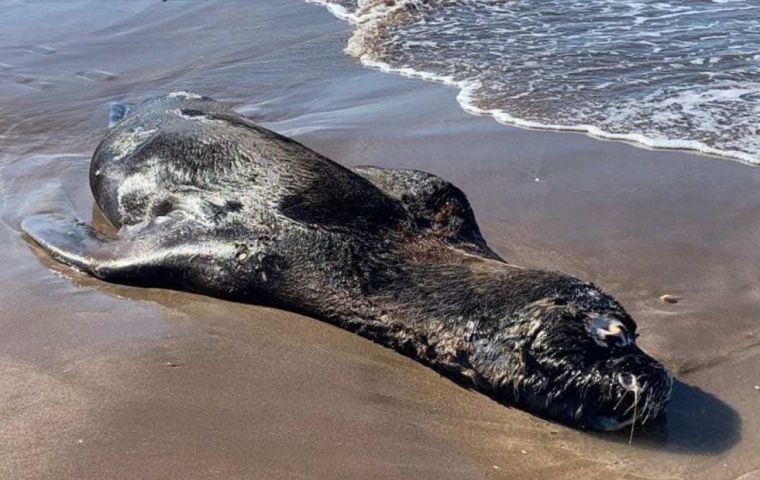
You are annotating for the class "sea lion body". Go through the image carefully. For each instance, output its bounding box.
[23,93,672,431]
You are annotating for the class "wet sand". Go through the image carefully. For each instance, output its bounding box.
[1,1,758,479]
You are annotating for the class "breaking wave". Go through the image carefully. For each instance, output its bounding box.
[309,0,760,165]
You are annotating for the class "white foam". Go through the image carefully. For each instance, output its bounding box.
[168,91,203,99]
[306,0,760,166]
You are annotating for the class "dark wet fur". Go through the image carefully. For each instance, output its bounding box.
[22,93,673,431]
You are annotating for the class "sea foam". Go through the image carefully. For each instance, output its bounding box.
[308,0,760,166]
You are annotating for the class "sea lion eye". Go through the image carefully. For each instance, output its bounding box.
[589,316,632,347]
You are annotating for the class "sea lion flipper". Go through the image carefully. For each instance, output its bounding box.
[21,213,192,283]
[353,166,500,258]
[22,214,115,274]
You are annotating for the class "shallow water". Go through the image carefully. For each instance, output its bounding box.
[1,1,759,479]
[311,0,760,165]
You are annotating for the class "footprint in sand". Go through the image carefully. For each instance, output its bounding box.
[75,70,119,82]
[13,76,34,85]
[9,75,52,90]
[27,45,56,55]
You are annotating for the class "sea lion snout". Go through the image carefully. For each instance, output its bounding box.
[519,306,673,431]
[601,350,674,429]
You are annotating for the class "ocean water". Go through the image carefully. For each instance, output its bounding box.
[309,0,760,165]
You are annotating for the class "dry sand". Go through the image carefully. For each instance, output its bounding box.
[0,1,758,479]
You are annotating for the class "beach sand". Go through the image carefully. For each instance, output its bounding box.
[0,1,758,478]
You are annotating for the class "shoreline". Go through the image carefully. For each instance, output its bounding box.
[306,0,760,167]
[0,1,758,479]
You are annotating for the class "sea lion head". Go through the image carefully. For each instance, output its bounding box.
[492,298,673,431]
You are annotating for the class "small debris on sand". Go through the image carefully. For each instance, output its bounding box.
[659,294,679,304]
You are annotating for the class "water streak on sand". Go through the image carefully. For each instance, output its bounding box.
[308,0,760,165]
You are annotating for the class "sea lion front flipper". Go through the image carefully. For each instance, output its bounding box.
[21,213,203,285]
[353,166,501,259]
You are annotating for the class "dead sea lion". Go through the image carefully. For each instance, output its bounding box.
[22,92,673,431]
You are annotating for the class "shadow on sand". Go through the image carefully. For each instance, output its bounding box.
[588,379,741,455]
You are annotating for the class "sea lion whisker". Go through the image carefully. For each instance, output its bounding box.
[619,374,643,445]
[641,387,653,419]
[629,386,639,445]
[613,388,631,412]
[642,385,662,425]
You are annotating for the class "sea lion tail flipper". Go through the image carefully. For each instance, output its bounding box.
[21,213,179,282]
